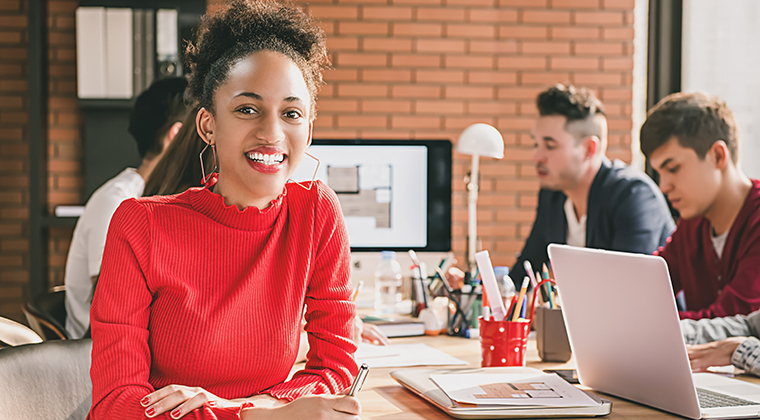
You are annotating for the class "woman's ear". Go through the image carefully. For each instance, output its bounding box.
[196,107,215,146]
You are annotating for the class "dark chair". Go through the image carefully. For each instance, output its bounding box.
[0,339,92,420]
[0,316,43,348]
[22,289,69,340]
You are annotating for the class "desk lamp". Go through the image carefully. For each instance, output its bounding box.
[456,123,505,273]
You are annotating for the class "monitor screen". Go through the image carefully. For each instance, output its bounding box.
[290,139,452,252]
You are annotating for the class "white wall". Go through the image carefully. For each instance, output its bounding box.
[682,1,760,178]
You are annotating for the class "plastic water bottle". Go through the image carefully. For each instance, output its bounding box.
[374,251,403,314]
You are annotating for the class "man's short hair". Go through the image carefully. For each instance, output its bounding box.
[640,92,739,164]
[537,84,606,122]
[128,77,189,159]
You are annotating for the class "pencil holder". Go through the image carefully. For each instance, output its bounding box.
[534,306,572,363]
[478,316,530,367]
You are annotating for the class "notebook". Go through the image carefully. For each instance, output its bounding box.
[547,244,760,419]
[391,367,612,419]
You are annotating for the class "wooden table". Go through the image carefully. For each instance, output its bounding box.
[356,334,760,419]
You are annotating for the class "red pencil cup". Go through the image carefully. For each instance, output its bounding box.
[478,316,530,367]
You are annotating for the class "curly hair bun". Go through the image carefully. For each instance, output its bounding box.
[184,0,329,117]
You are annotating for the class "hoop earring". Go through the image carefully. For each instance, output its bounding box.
[288,152,320,191]
[200,142,218,185]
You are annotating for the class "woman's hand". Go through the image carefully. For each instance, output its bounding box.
[241,395,360,420]
[353,316,390,346]
[141,385,234,418]
[687,337,747,372]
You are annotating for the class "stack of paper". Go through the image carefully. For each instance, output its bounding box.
[430,369,601,408]
[355,343,467,368]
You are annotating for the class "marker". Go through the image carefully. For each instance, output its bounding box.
[512,276,530,322]
[523,260,538,291]
[475,251,507,321]
[348,363,369,396]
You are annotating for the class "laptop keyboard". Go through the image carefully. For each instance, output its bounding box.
[697,388,758,409]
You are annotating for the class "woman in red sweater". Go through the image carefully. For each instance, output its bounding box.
[88,1,360,419]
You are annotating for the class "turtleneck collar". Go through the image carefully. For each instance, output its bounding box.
[187,174,286,231]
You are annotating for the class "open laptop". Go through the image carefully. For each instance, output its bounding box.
[547,244,760,419]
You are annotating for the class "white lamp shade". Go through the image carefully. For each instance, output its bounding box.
[456,123,505,159]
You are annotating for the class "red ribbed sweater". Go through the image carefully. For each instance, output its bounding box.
[88,177,357,420]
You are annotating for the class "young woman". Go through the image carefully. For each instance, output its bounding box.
[88,2,360,419]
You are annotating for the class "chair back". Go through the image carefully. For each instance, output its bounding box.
[0,316,43,347]
[0,339,92,420]
[23,289,69,340]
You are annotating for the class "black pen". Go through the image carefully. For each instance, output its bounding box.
[348,363,369,397]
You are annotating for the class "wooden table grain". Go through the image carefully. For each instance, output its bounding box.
[355,334,760,420]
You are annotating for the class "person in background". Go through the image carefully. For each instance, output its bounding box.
[507,84,674,285]
[63,77,189,339]
[682,310,760,376]
[642,92,760,320]
[89,1,361,419]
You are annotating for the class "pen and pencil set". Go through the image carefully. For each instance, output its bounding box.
[475,251,558,367]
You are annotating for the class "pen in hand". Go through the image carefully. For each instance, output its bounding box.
[348,363,370,397]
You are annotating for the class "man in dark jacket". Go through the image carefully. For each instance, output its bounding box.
[509,84,675,286]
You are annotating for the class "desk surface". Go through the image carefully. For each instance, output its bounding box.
[356,334,760,420]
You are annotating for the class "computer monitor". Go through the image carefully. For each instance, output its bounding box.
[290,139,452,253]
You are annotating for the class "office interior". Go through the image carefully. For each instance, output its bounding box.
[1,0,760,416]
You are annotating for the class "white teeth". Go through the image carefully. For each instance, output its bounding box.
[246,152,285,165]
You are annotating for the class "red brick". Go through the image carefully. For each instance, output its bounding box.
[415,100,464,114]
[496,209,538,222]
[335,52,387,67]
[468,9,518,23]
[497,56,547,70]
[497,116,534,130]
[340,20,391,36]
[467,101,518,115]
[602,27,634,40]
[48,128,79,142]
[550,57,599,70]
[308,5,358,19]
[391,0,443,4]
[337,115,388,128]
[47,1,77,13]
[499,26,549,39]
[0,63,21,75]
[363,38,412,52]
[522,10,571,24]
[362,6,413,20]
[574,42,624,55]
[0,112,26,123]
[553,0,601,8]
[521,41,570,54]
[447,24,496,39]
[0,0,20,12]
[0,30,20,43]
[392,115,440,129]
[361,100,411,113]
[573,72,622,86]
[358,130,414,140]
[317,99,358,113]
[599,88,632,100]
[417,39,466,53]
[469,40,518,54]
[497,87,542,100]
[0,128,21,140]
[48,32,75,46]
[0,16,26,27]
[499,0,548,6]
[392,54,442,68]
[519,102,539,115]
[416,70,465,83]
[327,38,359,51]
[468,70,517,85]
[444,55,494,69]
[575,11,625,25]
[0,47,25,59]
[391,85,440,98]
[603,0,635,9]
[550,26,600,40]
[393,23,443,37]
[336,84,388,98]
[603,57,633,70]
[362,69,411,82]
[445,86,494,100]
[417,8,465,21]
[521,72,570,85]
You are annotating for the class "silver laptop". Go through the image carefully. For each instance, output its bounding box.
[547,244,760,419]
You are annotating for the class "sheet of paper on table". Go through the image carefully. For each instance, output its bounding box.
[430,368,602,407]
[355,342,468,368]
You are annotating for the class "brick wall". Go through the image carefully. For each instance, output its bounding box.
[0,0,635,323]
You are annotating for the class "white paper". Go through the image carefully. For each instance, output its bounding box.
[355,343,467,368]
[430,371,601,407]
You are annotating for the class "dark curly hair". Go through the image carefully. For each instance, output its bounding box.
[537,84,606,122]
[184,0,329,119]
[640,92,739,164]
[128,77,189,159]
